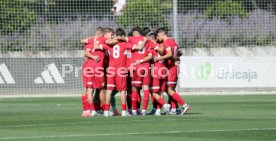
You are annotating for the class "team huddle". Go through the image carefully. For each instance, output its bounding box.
[80,27,190,117]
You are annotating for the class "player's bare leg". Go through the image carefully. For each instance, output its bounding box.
[100,88,106,112]
[152,92,171,115]
[167,86,190,115]
[120,90,127,116]
[141,85,150,116]
[126,76,132,115]
[137,89,142,115]
[111,90,121,116]
[87,88,96,116]
[104,89,112,116]
[168,96,178,115]
[81,87,89,117]
[156,92,166,115]
[131,86,139,116]
[93,89,102,115]
[147,94,157,115]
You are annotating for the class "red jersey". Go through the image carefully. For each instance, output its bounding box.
[90,36,108,68]
[136,40,152,69]
[106,42,134,69]
[126,50,132,70]
[84,38,95,66]
[99,42,134,69]
[163,38,179,68]
[127,36,150,69]
[148,41,166,79]
[83,43,91,62]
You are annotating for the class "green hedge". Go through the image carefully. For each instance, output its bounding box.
[204,0,248,19]
[116,0,168,28]
[0,0,37,34]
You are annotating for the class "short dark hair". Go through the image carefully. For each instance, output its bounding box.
[156,27,168,35]
[148,32,157,40]
[142,27,151,36]
[131,26,142,35]
[104,28,115,34]
[115,28,126,36]
[127,31,133,37]
[96,27,104,33]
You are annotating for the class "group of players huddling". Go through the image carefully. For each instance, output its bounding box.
[80,26,190,117]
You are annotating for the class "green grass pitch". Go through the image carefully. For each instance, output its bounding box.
[0,95,276,141]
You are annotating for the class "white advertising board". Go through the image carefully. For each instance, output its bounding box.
[179,57,276,88]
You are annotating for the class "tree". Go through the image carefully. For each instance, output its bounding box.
[116,0,168,29]
[0,0,37,34]
[204,0,248,19]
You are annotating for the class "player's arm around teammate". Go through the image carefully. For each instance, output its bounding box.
[156,28,190,115]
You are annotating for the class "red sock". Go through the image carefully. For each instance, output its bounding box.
[89,103,95,111]
[157,98,165,106]
[132,91,138,110]
[169,96,177,108]
[101,104,105,111]
[172,93,186,105]
[81,95,86,111]
[84,95,90,111]
[142,90,150,110]
[127,94,132,110]
[105,104,110,111]
[121,104,126,111]
[157,103,162,109]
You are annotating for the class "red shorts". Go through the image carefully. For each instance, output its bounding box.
[131,69,151,87]
[167,66,178,87]
[107,73,127,91]
[92,74,105,89]
[92,69,105,89]
[82,64,93,88]
[151,79,166,93]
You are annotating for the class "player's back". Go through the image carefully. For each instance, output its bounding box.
[91,36,108,67]
[128,36,149,68]
[108,42,132,68]
[127,35,144,45]
[84,38,95,64]
[164,38,179,68]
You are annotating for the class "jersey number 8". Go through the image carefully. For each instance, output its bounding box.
[113,45,120,58]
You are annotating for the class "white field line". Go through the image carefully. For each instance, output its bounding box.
[1,116,276,129]
[0,128,276,140]
[0,119,175,128]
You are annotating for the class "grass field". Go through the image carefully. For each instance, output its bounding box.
[1,95,276,141]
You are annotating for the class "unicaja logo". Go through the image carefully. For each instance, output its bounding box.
[195,62,214,80]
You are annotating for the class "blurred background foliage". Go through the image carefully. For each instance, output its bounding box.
[0,0,275,51]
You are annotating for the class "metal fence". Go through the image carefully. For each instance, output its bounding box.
[1,0,275,51]
[0,0,276,95]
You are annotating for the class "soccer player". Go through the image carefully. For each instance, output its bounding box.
[80,27,104,117]
[81,43,94,117]
[146,32,171,115]
[131,27,153,116]
[118,27,151,116]
[126,31,133,115]
[156,28,190,115]
[142,27,151,36]
[138,27,154,115]
[94,28,145,116]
